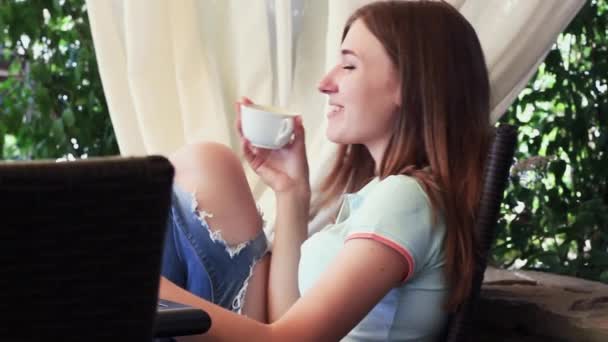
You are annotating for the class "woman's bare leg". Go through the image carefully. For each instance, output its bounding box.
[167,142,269,322]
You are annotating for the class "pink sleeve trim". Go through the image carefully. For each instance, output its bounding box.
[346,232,415,283]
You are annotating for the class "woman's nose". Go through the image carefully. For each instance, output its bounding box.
[317,70,338,94]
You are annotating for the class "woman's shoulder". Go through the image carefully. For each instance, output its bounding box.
[380,174,423,187]
[363,175,430,208]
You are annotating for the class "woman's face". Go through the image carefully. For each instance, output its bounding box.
[318,19,401,159]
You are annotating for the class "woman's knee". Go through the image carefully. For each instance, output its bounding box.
[169,142,239,179]
[169,142,263,245]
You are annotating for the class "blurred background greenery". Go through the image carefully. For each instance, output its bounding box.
[0,0,118,160]
[495,0,608,283]
[0,0,606,283]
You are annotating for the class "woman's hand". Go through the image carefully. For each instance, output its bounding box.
[236,97,310,198]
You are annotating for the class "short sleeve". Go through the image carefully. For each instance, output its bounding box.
[345,175,440,282]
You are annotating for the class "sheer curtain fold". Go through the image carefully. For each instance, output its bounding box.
[461,1,585,122]
[86,0,584,234]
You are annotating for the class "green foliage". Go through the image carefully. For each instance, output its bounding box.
[494,0,608,283]
[0,0,118,160]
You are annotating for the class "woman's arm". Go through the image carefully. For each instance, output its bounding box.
[271,238,409,340]
[235,98,312,321]
[159,237,409,341]
[159,277,272,341]
[267,189,310,321]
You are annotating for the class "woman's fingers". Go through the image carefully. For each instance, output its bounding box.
[241,139,271,172]
[287,115,306,152]
[235,106,243,138]
[295,116,305,141]
[236,120,243,137]
[242,140,262,171]
[241,138,254,163]
[235,97,254,138]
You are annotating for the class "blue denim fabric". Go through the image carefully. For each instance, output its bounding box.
[161,184,268,312]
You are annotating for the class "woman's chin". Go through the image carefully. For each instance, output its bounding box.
[325,128,349,145]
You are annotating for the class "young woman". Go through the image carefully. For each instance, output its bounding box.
[159,1,491,340]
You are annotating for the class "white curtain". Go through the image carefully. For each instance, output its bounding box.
[86,0,585,235]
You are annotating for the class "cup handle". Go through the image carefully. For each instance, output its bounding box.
[275,118,294,147]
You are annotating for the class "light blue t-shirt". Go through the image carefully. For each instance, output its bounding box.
[299,175,448,341]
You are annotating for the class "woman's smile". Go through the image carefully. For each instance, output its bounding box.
[327,104,344,119]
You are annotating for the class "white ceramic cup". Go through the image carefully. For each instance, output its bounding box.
[240,103,295,149]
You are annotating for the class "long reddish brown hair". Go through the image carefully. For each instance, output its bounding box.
[314,0,492,312]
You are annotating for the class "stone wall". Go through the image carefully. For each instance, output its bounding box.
[476,267,608,341]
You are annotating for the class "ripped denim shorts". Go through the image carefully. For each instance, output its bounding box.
[160,184,268,313]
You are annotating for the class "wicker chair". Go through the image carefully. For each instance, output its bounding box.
[442,124,518,341]
[0,156,174,341]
